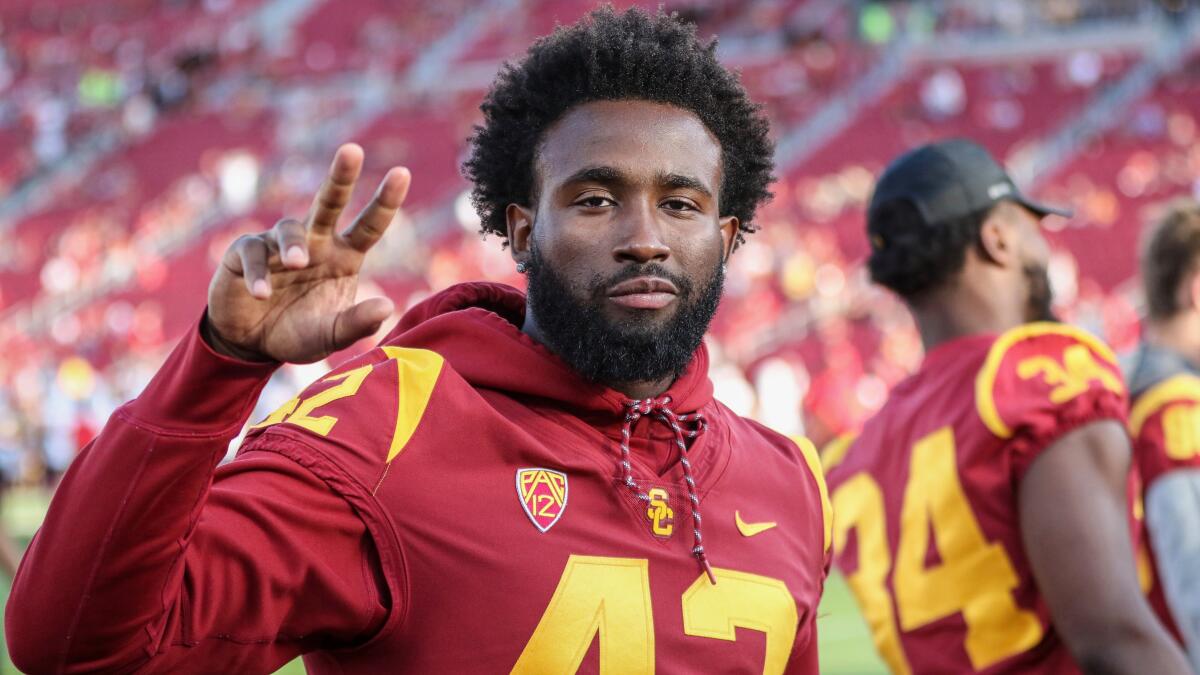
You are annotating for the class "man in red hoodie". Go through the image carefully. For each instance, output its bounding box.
[7,8,831,674]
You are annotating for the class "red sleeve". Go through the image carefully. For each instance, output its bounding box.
[1130,374,1200,489]
[6,318,387,674]
[974,323,1129,482]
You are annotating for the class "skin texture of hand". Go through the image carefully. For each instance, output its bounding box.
[205,143,411,364]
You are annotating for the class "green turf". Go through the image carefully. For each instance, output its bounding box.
[818,573,888,673]
[1,488,886,675]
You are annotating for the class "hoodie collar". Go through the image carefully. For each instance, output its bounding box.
[380,282,715,417]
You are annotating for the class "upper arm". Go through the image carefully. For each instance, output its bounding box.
[975,323,1128,481]
[149,449,389,672]
[1018,420,1161,654]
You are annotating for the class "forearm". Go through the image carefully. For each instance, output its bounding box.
[1074,626,1193,675]
[1020,421,1191,675]
[1146,470,1200,673]
[6,318,277,673]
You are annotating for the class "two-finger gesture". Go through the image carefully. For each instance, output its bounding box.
[205,143,410,364]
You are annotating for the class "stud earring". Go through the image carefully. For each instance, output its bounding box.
[516,261,528,274]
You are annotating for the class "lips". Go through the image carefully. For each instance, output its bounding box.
[606,276,679,310]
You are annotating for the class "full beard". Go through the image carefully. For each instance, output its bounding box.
[1024,261,1056,323]
[524,244,724,388]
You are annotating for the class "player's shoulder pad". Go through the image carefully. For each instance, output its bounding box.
[247,346,446,463]
[1130,372,1200,438]
[974,322,1124,439]
[789,434,832,556]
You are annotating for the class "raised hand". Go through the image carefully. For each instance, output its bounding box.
[205,143,410,364]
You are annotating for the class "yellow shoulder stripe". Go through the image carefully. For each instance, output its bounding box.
[380,346,445,462]
[793,436,832,555]
[1129,373,1200,437]
[820,433,856,473]
[974,322,1119,439]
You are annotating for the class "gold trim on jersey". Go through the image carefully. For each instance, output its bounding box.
[793,436,832,555]
[380,346,445,462]
[1128,373,1200,438]
[820,433,856,473]
[974,322,1121,439]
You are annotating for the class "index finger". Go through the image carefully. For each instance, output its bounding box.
[308,143,365,235]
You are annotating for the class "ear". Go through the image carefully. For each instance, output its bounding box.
[506,204,535,261]
[1188,271,1200,312]
[977,211,1017,268]
[719,216,739,261]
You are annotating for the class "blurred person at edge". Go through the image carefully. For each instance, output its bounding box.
[823,139,1190,674]
[7,8,832,674]
[1126,200,1200,673]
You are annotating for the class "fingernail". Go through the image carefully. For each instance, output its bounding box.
[253,279,271,298]
[286,246,307,265]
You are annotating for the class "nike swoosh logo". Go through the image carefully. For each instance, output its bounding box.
[735,511,777,537]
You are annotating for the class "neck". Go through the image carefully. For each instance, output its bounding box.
[1144,312,1200,367]
[522,308,675,401]
[911,273,1027,352]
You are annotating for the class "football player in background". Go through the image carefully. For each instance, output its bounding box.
[6,8,833,674]
[1127,201,1200,672]
[823,139,1190,674]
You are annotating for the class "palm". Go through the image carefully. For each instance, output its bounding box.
[206,144,410,364]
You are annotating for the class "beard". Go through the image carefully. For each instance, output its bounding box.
[524,243,724,387]
[1024,261,1056,323]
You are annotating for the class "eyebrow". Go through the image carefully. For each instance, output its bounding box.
[560,166,713,198]
[658,172,712,198]
[561,166,625,187]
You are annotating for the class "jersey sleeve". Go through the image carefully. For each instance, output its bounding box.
[1129,374,1200,489]
[974,323,1129,481]
[242,344,446,487]
[6,320,388,673]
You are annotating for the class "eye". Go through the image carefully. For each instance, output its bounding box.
[662,198,698,212]
[575,194,616,209]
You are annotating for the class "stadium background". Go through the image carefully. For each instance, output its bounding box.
[0,0,1198,672]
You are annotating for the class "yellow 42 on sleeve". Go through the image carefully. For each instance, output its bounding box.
[830,426,1043,673]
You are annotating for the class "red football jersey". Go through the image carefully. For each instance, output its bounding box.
[824,323,1129,674]
[9,283,831,674]
[1128,371,1200,643]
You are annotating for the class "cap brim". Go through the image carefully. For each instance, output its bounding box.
[1016,196,1073,219]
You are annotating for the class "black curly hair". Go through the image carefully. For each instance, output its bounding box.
[463,5,774,247]
[867,198,990,300]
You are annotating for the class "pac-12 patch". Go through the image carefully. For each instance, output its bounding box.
[516,468,568,533]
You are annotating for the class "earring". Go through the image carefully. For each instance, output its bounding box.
[516,261,528,274]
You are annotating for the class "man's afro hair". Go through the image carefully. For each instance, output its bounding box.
[463,5,774,246]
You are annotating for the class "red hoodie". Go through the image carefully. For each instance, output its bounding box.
[8,282,831,674]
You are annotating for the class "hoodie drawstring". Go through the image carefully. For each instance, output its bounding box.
[620,397,716,585]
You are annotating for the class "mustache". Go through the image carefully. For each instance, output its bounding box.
[590,263,693,299]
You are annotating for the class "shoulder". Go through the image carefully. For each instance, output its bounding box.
[819,432,857,475]
[974,322,1126,440]
[242,346,452,481]
[727,415,831,557]
[1130,374,1200,483]
[789,434,832,558]
[1130,372,1200,438]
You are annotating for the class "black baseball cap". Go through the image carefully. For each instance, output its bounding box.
[867,138,1071,249]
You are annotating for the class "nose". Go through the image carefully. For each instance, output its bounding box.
[612,201,670,264]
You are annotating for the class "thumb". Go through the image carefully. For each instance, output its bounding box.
[331,296,396,351]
